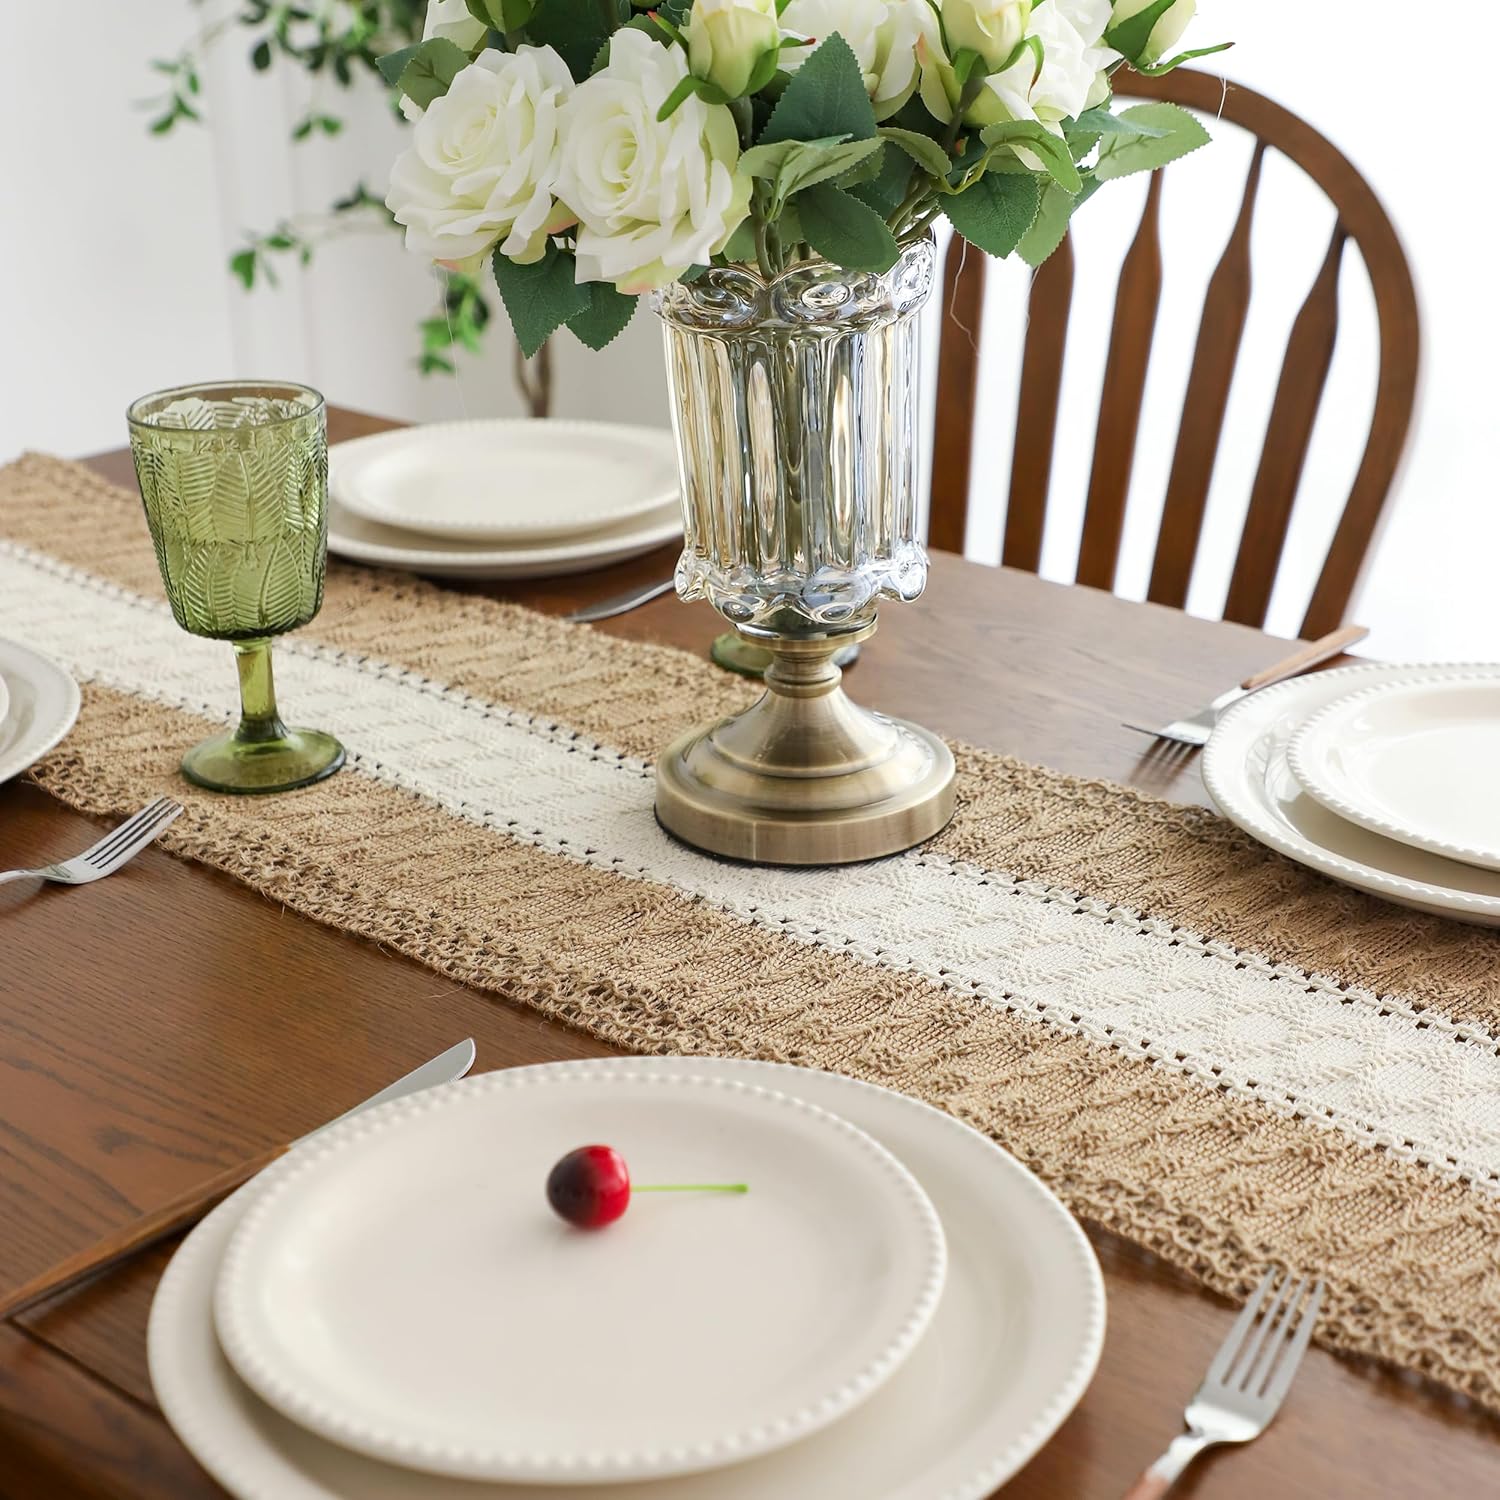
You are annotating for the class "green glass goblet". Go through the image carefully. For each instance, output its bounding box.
[127,380,345,794]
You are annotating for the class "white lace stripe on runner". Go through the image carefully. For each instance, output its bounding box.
[6,540,1500,1189]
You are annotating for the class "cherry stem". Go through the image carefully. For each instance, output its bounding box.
[632,1183,749,1194]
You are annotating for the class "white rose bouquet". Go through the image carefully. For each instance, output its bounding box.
[382,0,1226,354]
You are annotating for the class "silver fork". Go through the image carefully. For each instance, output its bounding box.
[1124,1268,1325,1498]
[0,796,184,888]
[567,577,675,623]
[1123,625,1367,751]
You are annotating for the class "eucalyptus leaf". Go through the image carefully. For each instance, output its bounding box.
[492,243,591,358]
[879,126,951,178]
[396,37,470,108]
[1093,102,1210,180]
[568,282,639,350]
[797,185,901,272]
[759,34,876,146]
[942,171,1042,259]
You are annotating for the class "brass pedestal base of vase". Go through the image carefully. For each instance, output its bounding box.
[656,623,955,866]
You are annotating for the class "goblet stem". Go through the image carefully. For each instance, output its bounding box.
[232,638,290,744]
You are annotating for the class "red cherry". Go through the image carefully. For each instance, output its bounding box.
[546,1145,632,1229]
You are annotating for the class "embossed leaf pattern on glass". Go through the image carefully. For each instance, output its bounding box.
[130,395,328,641]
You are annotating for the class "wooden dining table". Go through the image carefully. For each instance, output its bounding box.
[1,407,1495,1499]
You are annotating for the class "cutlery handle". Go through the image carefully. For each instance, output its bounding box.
[1239,624,1369,693]
[569,577,675,624]
[1121,1472,1173,1500]
[0,1143,286,1323]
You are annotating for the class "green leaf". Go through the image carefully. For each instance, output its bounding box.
[942,171,1042,258]
[397,37,471,108]
[492,243,591,358]
[832,141,886,191]
[1133,41,1233,76]
[719,218,757,264]
[977,120,1082,193]
[879,126,951,178]
[797,185,900,273]
[759,34,876,146]
[377,43,421,87]
[568,282,639,350]
[1071,107,1167,139]
[1016,176,1100,267]
[529,0,627,80]
[229,249,257,289]
[850,140,914,218]
[1093,102,1210,181]
[251,39,273,71]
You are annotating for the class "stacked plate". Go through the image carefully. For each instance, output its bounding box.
[328,420,683,580]
[149,1058,1105,1499]
[0,637,81,786]
[1203,662,1500,926]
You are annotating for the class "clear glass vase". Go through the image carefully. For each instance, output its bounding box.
[649,239,954,867]
[654,237,936,639]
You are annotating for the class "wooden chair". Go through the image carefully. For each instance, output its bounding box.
[928,68,1420,638]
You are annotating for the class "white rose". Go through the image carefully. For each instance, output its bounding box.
[1108,0,1194,65]
[386,46,572,271]
[940,0,1030,73]
[780,0,940,120]
[687,0,781,98]
[922,0,1117,141]
[554,30,752,293]
[423,0,488,49]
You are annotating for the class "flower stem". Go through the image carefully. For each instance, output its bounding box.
[632,1183,749,1193]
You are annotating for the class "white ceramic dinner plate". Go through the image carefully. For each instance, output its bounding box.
[211,1070,947,1484]
[151,1057,1105,1500]
[326,490,681,579]
[1203,662,1500,926]
[1286,671,1500,872]
[0,637,81,785]
[330,420,679,543]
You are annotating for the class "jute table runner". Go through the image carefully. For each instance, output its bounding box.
[5,453,1500,1412]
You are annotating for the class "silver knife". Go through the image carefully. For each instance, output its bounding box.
[0,1039,478,1322]
[315,1038,476,1138]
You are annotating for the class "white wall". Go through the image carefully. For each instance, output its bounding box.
[3,2,1494,659]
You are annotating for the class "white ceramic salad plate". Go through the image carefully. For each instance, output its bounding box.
[150,1057,1105,1500]
[1203,662,1500,926]
[329,420,679,543]
[0,637,81,785]
[210,1070,947,1483]
[1286,670,1500,873]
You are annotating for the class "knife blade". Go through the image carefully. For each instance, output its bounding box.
[0,1038,477,1322]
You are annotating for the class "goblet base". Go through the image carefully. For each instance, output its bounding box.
[658,624,954,866]
[181,725,345,796]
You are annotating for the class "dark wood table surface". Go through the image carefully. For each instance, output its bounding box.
[1,409,1495,1498]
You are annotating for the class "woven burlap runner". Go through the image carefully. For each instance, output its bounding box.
[6,452,1500,1413]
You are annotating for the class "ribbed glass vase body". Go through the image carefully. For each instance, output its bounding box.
[654,238,935,639]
